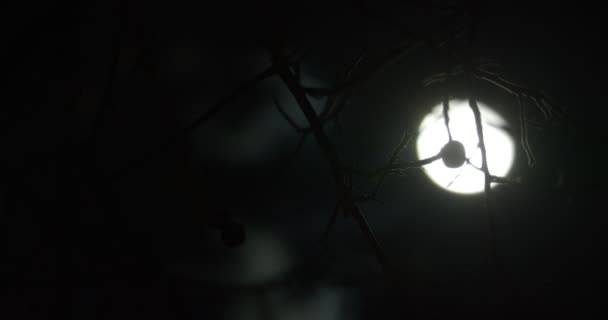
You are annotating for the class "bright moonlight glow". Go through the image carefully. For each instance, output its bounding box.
[416,99,515,194]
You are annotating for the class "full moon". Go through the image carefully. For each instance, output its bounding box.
[416,99,515,194]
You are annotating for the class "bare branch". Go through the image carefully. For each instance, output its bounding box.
[278,65,342,175]
[346,153,441,178]
[370,130,412,199]
[384,153,442,174]
[182,66,278,136]
[304,20,469,99]
[519,94,537,167]
[318,51,366,121]
[274,50,391,277]
[467,78,491,205]
[422,66,464,86]
[108,66,279,181]
[350,203,392,275]
[423,66,566,129]
[466,157,482,171]
[302,38,422,97]
[490,175,520,184]
[443,93,453,141]
[473,68,565,119]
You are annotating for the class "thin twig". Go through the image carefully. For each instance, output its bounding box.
[318,51,366,121]
[473,68,565,119]
[302,38,421,97]
[370,130,412,199]
[109,60,295,181]
[443,93,453,141]
[466,157,482,171]
[346,153,441,178]
[302,18,469,99]
[384,153,442,173]
[490,175,519,184]
[519,94,536,167]
[446,166,466,189]
[182,66,278,137]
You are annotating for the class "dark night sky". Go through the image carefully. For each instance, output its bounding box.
[1,1,606,319]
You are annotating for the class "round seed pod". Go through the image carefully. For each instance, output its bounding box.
[440,140,466,168]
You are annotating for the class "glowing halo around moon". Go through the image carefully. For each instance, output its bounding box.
[416,99,515,195]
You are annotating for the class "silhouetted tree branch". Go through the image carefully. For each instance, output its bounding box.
[274,49,392,277]
[97,3,566,286]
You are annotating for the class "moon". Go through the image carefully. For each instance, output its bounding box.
[416,99,515,194]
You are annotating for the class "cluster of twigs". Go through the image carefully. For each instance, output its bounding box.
[105,6,564,281]
[423,63,565,169]
[271,26,564,279]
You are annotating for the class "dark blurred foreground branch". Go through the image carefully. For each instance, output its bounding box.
[108,54,305,181]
